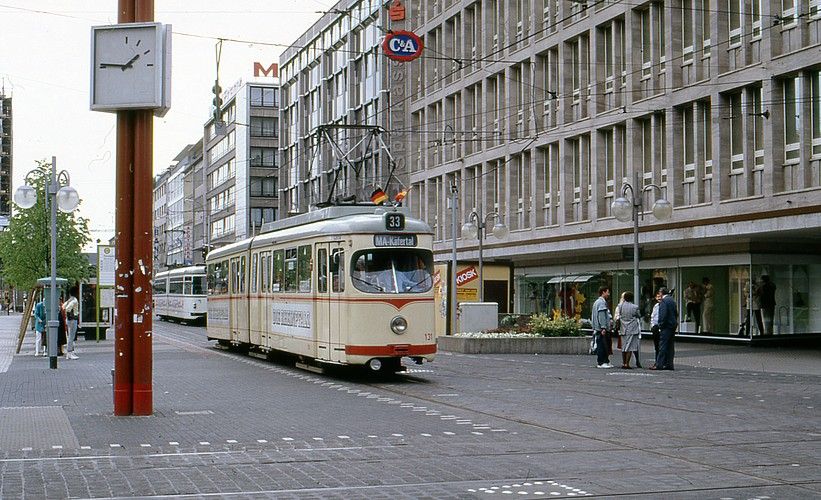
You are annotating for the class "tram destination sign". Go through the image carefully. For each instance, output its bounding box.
[374,234,417,247]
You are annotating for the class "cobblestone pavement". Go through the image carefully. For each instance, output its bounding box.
[1,313,819,499]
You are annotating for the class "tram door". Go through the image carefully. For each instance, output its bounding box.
[230,256,249,343]
[316,244,344,362]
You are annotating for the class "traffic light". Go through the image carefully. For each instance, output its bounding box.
[212,80,222,120]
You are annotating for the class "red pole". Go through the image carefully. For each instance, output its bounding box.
[132,109,153,415]
[113,112,134,416]
[114,0,154,416]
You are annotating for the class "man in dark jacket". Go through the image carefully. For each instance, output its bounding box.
[650,287,678,370]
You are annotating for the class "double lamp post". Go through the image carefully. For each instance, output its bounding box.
[14,157,80,369]
[610,172,672,303]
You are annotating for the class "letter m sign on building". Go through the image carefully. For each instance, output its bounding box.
[253,62,279,78]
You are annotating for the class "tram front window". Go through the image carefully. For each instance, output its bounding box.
[351,250,434,294]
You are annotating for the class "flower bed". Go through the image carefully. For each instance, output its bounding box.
[437,332,590,355]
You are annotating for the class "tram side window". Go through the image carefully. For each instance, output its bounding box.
[184,278,193,295]
[317,248,328,293]
[239,256,246,293]
[192,276,205,295]
[251,253,259,293]
[260,251,270,293]
[272,250,284,292]
[331,249,345,292]
[231,257,241,294]
[298,245,311,293]
[152,278,167,295]
[169,278,184,294]
[208,261,229,295]
[284,248,297,292]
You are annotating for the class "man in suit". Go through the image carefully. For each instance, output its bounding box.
[650,287,678,370]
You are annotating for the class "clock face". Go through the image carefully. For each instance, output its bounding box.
[91,23,164,110]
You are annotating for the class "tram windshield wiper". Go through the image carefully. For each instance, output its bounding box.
[401,274,432,292]
[351,274,385,292]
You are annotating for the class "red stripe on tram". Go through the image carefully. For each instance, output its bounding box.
[345,344,437,356]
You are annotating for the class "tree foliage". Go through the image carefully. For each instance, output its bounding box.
[0,160,91,289]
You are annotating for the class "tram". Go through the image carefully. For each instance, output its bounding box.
[205,205,437,372]
[153,265,208,322]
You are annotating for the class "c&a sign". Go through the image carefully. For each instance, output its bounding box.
[382,30,424,62]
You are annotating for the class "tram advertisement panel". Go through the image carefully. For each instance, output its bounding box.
[209,300,229,326]
[271,302,312,339]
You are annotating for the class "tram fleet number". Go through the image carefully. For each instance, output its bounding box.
[384,213,405,231]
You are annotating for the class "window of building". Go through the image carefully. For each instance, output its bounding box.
[749,0,761,36]
[208,130,235,164]
[783,76,801,162]
[729,92,744,173]
[640,8,652,78]
[811,0,820,17]
[682,0,693,60]
[728,0,741,46]
[602,128,615,196]
[570,137,582,202]
[782,0,797,25]
[251,207,277,226]
[251,147,277,167]
[640,117,652,182]
[701,0,711,52]
[683,105,696,180]
[750,87,765,168]
[812,71,821,156]
[250,176,277,197]
[250,117,277,137]
[250,86,277,107]
[702,100,713,177]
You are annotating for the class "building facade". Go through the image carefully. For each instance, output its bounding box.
[279,0,413,215]
[402,0,821,337]
[0,93,12,229]
[203,79,281,247]
[279,0,821,337]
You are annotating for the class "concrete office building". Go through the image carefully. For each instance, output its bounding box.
[152,75,280,270]
[280,0,820,338]
[279,0,408,215]
[203,78,281,248]
[401,0,821,338]
[153,143,203,271]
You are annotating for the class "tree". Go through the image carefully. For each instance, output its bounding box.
[0,160,91,290]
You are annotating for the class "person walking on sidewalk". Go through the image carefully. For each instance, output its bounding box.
[63,289,80,359]
[650,290,662,359]
[33,297,46,356]
[617,291,641,369]
[591,286,613,369]
[650,287,678,370]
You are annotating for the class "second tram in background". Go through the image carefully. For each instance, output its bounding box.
[205,205,437,373]
[153,266,208,323]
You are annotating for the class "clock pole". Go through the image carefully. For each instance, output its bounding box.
[113,0,154,417]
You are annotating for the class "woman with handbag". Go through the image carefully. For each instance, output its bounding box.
[617,292,642,369]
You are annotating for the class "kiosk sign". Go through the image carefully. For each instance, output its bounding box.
[382,30,424,62]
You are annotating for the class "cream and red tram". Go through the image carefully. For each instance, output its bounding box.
[205,206,436,372]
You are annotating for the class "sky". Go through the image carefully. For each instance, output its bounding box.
[0,0,330,248]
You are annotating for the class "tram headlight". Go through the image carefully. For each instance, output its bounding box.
[390,316,408,334]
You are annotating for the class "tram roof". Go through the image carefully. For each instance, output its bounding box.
[155,265,206,279]
[207,205,433,261]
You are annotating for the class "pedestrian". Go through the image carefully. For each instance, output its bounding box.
[5,295,10,315]
[33,296,46,356]
[616,291,641,369]
[64,288,80,359]
[759,275,776,335]
[650,289,662,358]
[590,286,613,369]
[701,277,714,334]
[752,276,764,335]
[650,287,678,370]
[57,296,68,357]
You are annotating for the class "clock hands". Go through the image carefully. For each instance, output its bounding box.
[99,52,144,71]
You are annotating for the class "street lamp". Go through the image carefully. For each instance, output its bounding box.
[610,173,672,306]
[14,157,80,369]
[461,206,509,302]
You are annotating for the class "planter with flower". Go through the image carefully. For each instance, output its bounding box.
[437,312,590,354]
